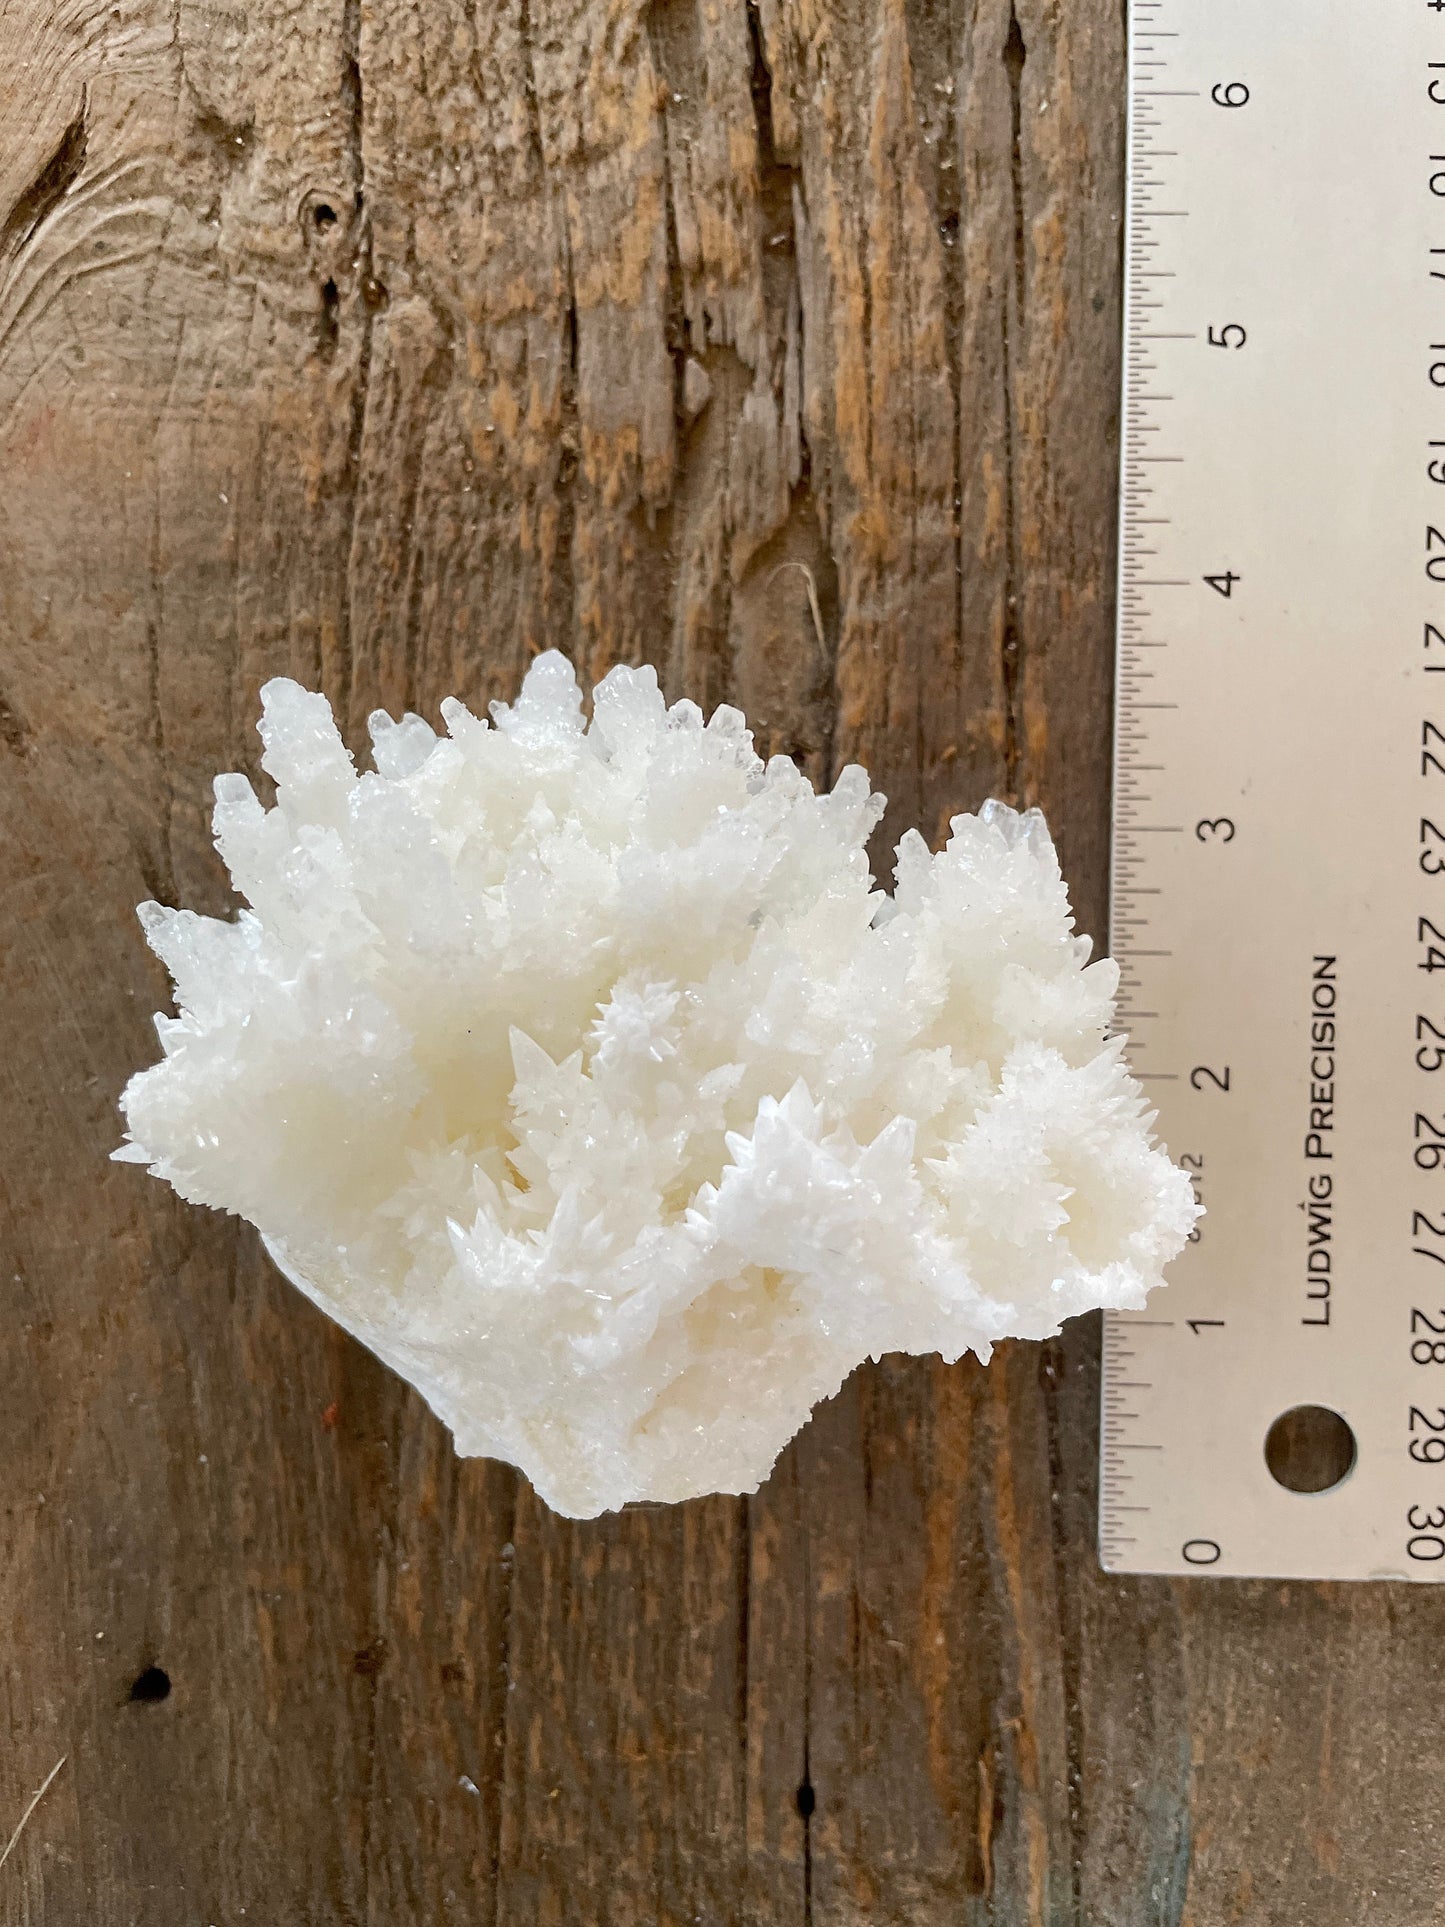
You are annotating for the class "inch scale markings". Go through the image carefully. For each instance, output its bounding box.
[1104,1,1445,1581]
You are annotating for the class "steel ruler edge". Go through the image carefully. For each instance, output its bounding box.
[1102,0,1445,1582]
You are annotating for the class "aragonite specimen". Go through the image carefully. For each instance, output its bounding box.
[116,653,1198,1517]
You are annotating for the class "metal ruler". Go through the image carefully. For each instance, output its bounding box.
[1103,0,1445,1580]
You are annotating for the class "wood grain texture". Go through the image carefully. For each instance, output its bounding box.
[1,0,1440,1922]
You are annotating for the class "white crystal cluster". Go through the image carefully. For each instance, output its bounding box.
[117,652,1197,1517]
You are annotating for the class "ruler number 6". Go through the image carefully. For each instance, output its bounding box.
[1210,83,1249,109]
[1190,1065,1231,1093]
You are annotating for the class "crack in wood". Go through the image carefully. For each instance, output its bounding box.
[1039,1337,1087,1925]
[336,0,371,720]
[0,95,86,264]
[1000,2,1028,807]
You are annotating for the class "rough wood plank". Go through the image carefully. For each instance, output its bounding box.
[3,0,1441,1922]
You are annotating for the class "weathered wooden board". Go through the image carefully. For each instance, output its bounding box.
[2,0,1441,1920]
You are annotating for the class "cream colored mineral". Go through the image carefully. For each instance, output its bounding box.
[117,654,1198,1517]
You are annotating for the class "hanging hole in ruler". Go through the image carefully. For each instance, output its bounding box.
[1263,1405,1358,1496]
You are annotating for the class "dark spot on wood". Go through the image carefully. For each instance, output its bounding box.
[352,1643,385,1680]
[192,102,254,169]
[0,685,29,754]
[318,277,340,356]
[129,1665,171,1704]
[1002,3,1026,85]
[795,1778,815,1817]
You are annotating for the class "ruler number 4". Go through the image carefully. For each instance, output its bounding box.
[1203,571,1239,598]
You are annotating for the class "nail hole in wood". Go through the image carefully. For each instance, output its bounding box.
[129,1665,171,1704]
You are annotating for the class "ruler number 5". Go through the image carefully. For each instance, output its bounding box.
[1207,324,1246,350]
[1190,1065,1231,1093]
[1210,83,1249,109]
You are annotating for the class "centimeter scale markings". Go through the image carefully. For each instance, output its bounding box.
[1103,0,1445,1581]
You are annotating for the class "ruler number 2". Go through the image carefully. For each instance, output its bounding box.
[1190,1065,1231,1093]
